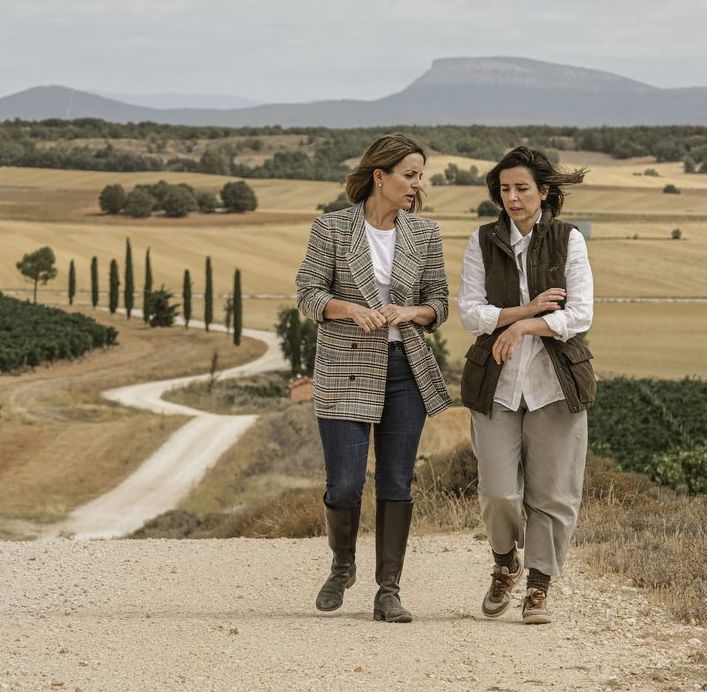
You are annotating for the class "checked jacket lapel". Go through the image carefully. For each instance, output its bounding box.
[345,203,422,309]
[390,211,421,305]
[345,202,383,309]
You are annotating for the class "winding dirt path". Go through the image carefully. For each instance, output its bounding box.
[42,324,287,540]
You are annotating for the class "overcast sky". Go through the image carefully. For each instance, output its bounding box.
[1,0,705,103]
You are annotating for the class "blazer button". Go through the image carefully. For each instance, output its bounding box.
[349,375,356,381]
[351,343,358,349]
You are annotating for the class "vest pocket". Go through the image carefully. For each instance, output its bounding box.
[461,340,494,407]
[558,341,596,405]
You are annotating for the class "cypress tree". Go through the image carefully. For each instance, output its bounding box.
[68,259,76,306]
[204,256,213,332]
[124,238,134,319]
[182,269,192,329]
[143,248,153,323]
[109,259,120,314]
[233,268,242,346]
[90,256,99,308]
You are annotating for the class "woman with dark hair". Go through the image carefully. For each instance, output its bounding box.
[458,146,595,624]
[296,133,452,623]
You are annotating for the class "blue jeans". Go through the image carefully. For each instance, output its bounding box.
[318,343,427,509]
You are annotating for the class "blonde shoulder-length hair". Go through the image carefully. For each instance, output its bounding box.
[345,133,426,213]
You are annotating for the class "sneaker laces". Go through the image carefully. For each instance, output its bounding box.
[489,567,515,598]
[525,587,546,609]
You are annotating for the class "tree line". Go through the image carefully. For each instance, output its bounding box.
[2,120,707,180]
[99,180,257,218]
[14,243,244,345]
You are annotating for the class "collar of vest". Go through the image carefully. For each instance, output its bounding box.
[486,207,556,247]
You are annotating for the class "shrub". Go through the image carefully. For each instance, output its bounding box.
[643,168,660,177]
[663,183,681,194]
[317,192,350,213]
[98,184,127,214]
[196,191,219,213]
[124,188,155,217]
[671,228,682,240]
[163,185,198,217]
[134,180,172,211]
[415,442,478,498]
[145,286,179,327]
[221,181,258,212]
[477,200,499,217]
[647,443,707,494]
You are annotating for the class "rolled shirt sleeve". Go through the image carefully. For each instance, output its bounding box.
[457,230,502,336]
[295,216,336,323]
[542,228,594,341]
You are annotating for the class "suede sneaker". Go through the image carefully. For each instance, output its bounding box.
[522,587,552,624]
[481,556,523,618]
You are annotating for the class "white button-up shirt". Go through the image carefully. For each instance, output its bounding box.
[457,214,593,412]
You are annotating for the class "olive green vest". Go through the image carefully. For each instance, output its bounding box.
[461,209,596,415]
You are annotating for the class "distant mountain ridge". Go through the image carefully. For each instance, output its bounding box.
[94,91,260,110]
[1,57,706,127]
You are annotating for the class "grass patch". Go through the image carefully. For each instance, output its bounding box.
[163,370,292,414]
[577,455,707,625]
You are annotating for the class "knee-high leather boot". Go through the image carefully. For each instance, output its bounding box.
[373,499,413,623]
[315,503,360,612]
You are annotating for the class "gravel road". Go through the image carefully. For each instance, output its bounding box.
[1,534,704,691]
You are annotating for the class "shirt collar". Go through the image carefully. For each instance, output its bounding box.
[509,210,542,248]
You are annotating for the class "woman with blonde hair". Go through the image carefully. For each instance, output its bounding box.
[296,133,451,623]
[458,146,594,624]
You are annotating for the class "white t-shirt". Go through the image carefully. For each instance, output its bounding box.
[364,220,402,342]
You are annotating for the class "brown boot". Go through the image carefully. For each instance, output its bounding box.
[373,500,413,623]
[315,504,359,612]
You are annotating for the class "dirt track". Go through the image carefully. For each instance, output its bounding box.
[42,323,286,540]
[1,534,704,691]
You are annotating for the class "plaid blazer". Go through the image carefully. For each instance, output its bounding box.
[296,202,452,422]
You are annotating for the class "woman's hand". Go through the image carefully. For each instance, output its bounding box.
[380,304,418,326]
[492,317,560,364]
[527,288,566,316]
[348,304,387,332]
[492,322,526,364]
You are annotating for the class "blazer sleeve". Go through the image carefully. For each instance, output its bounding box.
[296,215,336,324]
[419,223,449,332]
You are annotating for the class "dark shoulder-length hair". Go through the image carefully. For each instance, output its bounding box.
[345,133,426,213]
[485,146,587,217]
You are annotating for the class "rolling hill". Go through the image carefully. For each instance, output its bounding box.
[2,57,706,127]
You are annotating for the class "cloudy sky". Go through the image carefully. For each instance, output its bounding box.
[0,0,705,103]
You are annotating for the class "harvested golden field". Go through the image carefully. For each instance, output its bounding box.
[1,166,705,380]
[0,166,343,214]
[434,302,707,381]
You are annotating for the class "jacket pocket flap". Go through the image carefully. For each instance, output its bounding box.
[466,343,492,366]
[562,343,594,364]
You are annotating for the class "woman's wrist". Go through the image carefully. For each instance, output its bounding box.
[510,319,528,336]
